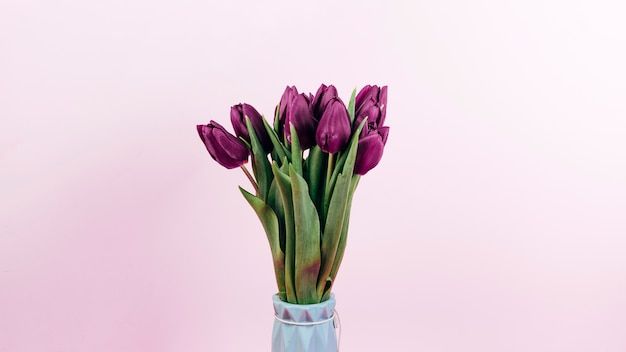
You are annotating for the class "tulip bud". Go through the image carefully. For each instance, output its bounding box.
[276,86,298,127]
[355,99,381,135]
[355,85,387,129]
[276,87,317,150]
[197,121,250,169]
[230,103,273,153]
[355,85,378,110]
[354,126,389,175]
[311,84,339,119]
[315,98,351,153]
[287,93,318,149]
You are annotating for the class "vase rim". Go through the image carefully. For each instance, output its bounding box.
[272,293,335,307]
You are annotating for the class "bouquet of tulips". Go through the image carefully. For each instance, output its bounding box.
[197,84,389,304]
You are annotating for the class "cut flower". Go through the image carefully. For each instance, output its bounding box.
[197,84,390,304]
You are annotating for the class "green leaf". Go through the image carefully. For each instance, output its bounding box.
[324,152,345,206]
[323,118,366,214]
[322,174,360,301]
[304,145,326,208]
[271,162,297,303]
[289,124,302,176]
[341,118,366,177]
[267,178,286,253]
[245,117,272,201]
[239,187,285,297]
[289,164,321,304]
[316,171,351,299]
[273,103,281,134]
[347,87,357,124]
[279,156,290,173]
[262,116,290,165]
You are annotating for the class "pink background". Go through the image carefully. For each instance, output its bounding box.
[2,0,625,351]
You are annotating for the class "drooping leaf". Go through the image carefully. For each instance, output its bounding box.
[239,187,285,297]
[267,178,286,253]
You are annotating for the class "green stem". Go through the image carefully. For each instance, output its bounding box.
[324,153,335,202]
[321,153,335,225]
[240,165,258,195]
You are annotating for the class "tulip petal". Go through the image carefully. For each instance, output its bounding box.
[231,103,273,153]
[286,93,317,149]
[355,85,375,111]
[197,121,249,169]
[315,99,351,153]
[312,84,339,119]
[379,86,388,126]
[354,130,386,175]
[355,99,381,130]
[379,126,390,144]
[276,86,298,139]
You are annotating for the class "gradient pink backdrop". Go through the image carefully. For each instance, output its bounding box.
[2,0,625,351]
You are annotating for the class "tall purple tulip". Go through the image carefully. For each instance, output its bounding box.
[276,86,317,149]
[288,93,317,149]
[197,121,250,169]
[315,98,351,153]
[230,103,273,153]
[311,84,339,120]
[355,85,387,131]
[354,126,389,175]
[276,86,298,131]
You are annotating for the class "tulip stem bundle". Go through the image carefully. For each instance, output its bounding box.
[197,84,389,304]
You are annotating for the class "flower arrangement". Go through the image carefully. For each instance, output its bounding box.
[197,84,389,304]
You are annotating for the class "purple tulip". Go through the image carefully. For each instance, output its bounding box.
[315,98,351,153]
[197,121,250,169]
[276,86,298,130]
[311,84,339,119]
[287,93,317,149]
[230,103,273,153]
[355,85,387,130]
[276,86,317,149]
[354,126,389,175]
